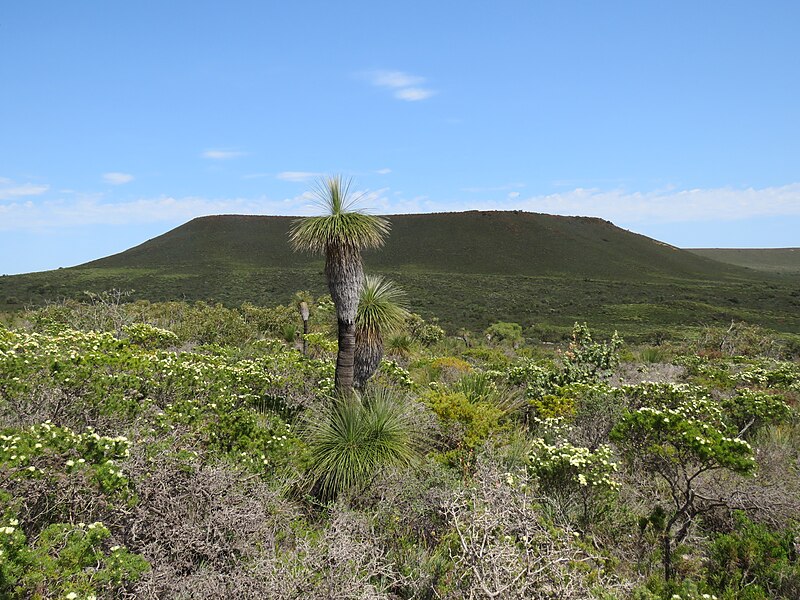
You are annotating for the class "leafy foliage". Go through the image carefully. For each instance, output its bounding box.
[302,388,420,500]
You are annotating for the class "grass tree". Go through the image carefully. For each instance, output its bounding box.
[292,290,313,355]
[354,275,410,389]
[302,386,420,501]
[289,175,389,394]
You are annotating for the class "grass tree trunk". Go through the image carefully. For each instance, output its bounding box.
[354,333,382,390]
[299,301,310,356]
[336,319,357,392]
[326,246,364,396]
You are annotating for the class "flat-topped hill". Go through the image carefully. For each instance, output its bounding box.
[85,211,747,281]
[2,211,798,338]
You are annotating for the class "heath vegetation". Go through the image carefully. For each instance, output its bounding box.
[2,180,800,599]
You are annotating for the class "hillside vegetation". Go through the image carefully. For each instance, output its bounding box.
[689,248,800,274]
[2,212,800,341]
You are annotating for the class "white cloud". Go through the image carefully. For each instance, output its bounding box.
[202,149,246,160]
[0,193,314,231]
[376,168,392,175]
[366,69,436,101]
[370,71,424,88]
[276,171,322,182]
[102,172,134,185]
[0,180,49,201]
[481,183,800,224]
[3,183,797,235]
[394,87,435,101]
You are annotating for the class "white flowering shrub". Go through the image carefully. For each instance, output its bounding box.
[0,516,148,598]
[0,422,131,494]
[529,439,620,529]
[611,384,756,583]
[122,322,179,349]
[720,389,790,438]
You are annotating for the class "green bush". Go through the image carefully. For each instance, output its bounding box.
[560,322,623,384]
[122,322,179,349]
[0,518,148,599]
[423,389,506,449]
[707,513,800,599]
[484,321,523,346]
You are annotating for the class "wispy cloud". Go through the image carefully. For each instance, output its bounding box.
[276,171,322,182]
[376,168,392,175]
[102,172,134,185]
[0,193,319,231]
[0,179,49,201]
[4,183,798,234]
[370,71,424,88]
[202,149,247,160]
[472,183,800,224]
[365,70,436,101]
[394,88,436,101]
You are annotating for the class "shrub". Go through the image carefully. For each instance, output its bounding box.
[720,389,790,438]
[560,322,623,384]
[429,356,472,383]
[484,321,524,346]
[406,313,445,346]
[611,392,756,582]
[696,321,784,359]
[302,388,421,501]
[706,513,800,599]
[438,459,619,598]
[122,322,179,349]
[0,518,149,599]
[528,438,620,529]
[423,389,506,450]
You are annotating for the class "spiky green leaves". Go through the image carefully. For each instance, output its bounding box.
[302,389,420,501]
[354,276,410,388]
[288,176,390,255]
[356,275,410,343]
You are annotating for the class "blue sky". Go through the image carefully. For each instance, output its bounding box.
[2,1,799,274]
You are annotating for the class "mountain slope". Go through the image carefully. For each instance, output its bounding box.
[86,211,749,281]
[2,211,798,338]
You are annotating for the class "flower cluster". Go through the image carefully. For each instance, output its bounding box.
[529,439,619,490]
[0,422,132,493]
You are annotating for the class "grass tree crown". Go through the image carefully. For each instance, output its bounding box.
[288,175,390,255]
[356,275,410,342]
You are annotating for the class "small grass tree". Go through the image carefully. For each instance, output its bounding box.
[302,387,420,501]
[354,275,409,389]
[289,176,389,394]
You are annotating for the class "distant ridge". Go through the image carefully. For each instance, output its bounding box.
[688,248,800,274]
[85,211,747,281]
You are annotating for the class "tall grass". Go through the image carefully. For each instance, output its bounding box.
[302,387,420,501]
